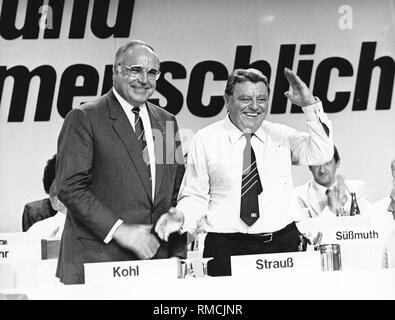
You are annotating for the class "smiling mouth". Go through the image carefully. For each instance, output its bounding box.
[133,87,148,92]
[245,112,259,117]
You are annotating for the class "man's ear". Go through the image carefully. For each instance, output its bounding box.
[224,94,229,108]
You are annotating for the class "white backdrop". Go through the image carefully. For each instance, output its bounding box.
[0,0,394,232]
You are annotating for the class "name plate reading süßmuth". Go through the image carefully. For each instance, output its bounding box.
[0,241,42,263]
[84,258,181,285]
[231,251,321,277]
[322,226,382,244]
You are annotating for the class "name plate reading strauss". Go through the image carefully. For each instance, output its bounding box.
[84,258,181,284]
[231,251,321,277]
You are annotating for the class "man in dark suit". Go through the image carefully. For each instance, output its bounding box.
[22,155,57,232]
[56,40,186,284]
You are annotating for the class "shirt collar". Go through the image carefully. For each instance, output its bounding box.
[312,179,335,196]
[224,114,266,145]
[112,88,146,115]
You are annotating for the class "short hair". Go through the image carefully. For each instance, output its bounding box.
[113,40,158,73]
[333,145,340,163]
[225,68,270,97]
[43,154,56,194]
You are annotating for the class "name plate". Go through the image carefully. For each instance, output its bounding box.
[84,258,181,285]
[231,251,321,277]
[0,232,31,245]
[322,226,383,244]
[0,241,42,263]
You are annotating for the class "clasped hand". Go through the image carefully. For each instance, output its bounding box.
[154,207,184,242]
[113,224,160,259]
[327,175,349,214]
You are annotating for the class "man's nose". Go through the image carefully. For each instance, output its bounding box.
[138,71,148,83]
[249,98,259,110]
[318,165,327,173]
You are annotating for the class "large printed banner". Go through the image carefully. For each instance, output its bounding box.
[0,0,394,232]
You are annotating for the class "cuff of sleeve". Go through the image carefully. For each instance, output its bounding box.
[302,97,324,121]
[104,219,124,244]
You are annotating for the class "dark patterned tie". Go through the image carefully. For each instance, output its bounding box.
[132,107,151,181]
[240,132,262,226]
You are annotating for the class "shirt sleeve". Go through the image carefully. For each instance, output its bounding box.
[176,132,210,234]
[103,219,124,244]
[288,100,334,166]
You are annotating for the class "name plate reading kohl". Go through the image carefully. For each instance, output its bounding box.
[0,241,42,263]
[322,226,383,244]
[231,251,321,278]
[84,258,181,285]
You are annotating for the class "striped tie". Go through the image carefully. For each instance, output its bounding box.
[240,132,262,226]
[132,107,151,181]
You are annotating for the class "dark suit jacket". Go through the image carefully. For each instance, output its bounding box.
[56,90,186,284]
[22,198,57,232]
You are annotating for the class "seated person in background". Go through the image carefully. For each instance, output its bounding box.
[382,159,395,269]
[296,146,369,218]
[22,155,57,231]
[26,181,66,240]
[295,146,372,246]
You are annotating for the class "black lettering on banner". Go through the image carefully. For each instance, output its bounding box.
[314,57,353,113]
[57,64,99,118]
[150,61,187,116]
[0,0,42,40]
[91,0,135,39]
[187,60,228,117]
[101,64,114,96]
[43,0,65,39]
[353,42,394,111]
[0,65,56,122]
[270,44,296,114]
[233,45,272,82]
[0,0,135,40]
[69,0,90,39]
[0,43,394,123]
[291,44,315,113]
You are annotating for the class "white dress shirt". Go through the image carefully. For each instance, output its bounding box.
[103,88,157,244]
[177,101,333,234]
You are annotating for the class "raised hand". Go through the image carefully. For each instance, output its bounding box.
[283,68,316,107]
[155,207,184,242]
[113,224,160,259]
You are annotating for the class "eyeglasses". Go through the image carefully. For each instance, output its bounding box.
[118,64,161,80]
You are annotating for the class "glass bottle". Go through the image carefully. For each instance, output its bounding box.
[349,192,360,216]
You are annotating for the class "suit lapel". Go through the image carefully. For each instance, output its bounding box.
[106,91,153,203]
[146,102,165,202]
